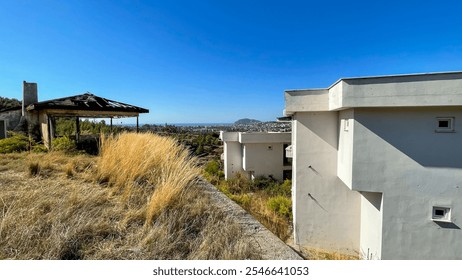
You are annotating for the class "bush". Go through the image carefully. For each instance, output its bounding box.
[267,195,292,220]
[204,160,220,176]
[52,136,76,153]
[265,179,292,197]
[0,133,30,153]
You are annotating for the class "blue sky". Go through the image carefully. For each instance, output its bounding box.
[1,0,462,123]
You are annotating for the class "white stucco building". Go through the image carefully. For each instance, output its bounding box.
[220,131,292,181]
[285,71,462,259]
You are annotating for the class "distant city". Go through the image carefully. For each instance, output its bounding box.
[138,119,291,133]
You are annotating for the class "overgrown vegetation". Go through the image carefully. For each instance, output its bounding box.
[55,118,126,136]
[0,132,46,153]
[0,133,260,259]
[0,96,21,110]
[203,162,293,241]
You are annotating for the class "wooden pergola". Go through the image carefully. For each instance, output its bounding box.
[26,93,149,148]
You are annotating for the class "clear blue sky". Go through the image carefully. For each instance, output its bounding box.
[1,0,462,124]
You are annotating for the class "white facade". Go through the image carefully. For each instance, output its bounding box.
[220,131,291,181]
[285,72,462,259]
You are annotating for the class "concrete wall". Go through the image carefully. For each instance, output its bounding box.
[292,112,361,255]
[337,109,354,188]
[285,89,329,114]
[352,107,462,259]
[359,191,383,260]
[22,81,38,116]
[220,132,245,180]
[0,119,6,139]
[0,110,21,131]
[242,142,286,181]
[221,131,291,181]
[333,73,462,110]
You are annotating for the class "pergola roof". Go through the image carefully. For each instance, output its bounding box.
[26,93,149,116]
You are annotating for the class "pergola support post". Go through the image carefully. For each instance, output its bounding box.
[136,115,139,133]
[76,117,80,143]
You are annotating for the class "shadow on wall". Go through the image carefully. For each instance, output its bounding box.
[355,108,462,169]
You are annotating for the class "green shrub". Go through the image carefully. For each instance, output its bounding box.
[265,179,292,197]
[0,133,30,153]
[204,160,220,176]
[230,193,252,208]
[225,172,251,194]
[52,136,76,153]
[32,144,48,153]
[267,195,292,220]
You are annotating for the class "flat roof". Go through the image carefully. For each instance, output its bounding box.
[285,71,462,92]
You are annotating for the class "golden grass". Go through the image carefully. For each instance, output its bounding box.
[300,247,360,260]
[97,133,201,222]
[0,133,260,259]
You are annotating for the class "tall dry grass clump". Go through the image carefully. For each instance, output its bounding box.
[97,132,200,223]
[0,135,260,259]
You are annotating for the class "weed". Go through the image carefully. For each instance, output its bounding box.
[267,195,292,219]
[28,161,40,176]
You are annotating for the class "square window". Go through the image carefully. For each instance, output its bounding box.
[436,117,455,132]
[432,206,451,222]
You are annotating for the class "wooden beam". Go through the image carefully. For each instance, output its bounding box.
[76,117,80,143]
[43,109,141,118]
[136,116,139,133]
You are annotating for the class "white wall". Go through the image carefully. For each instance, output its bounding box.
[223,141,244,180]
[360,191,383,260]
[292,112,361,255]
[335,73,462,110]
[242,142,286,181]
[337,109,354,188]
[352,107,462,259]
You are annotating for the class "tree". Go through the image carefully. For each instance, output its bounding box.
[0,97,21,110]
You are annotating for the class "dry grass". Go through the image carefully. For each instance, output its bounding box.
[0,132,260,259]
[215,173,292,242]
[300,247,359,260]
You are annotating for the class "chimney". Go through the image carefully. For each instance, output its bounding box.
[22,81,38,116]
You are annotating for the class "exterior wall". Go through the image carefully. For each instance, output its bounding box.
[0,119,6,139]
[220,131,246,180]
[285,89,329,114]
[223,141,245,180]
[334,73,462,110]
[221,131,291,181]
[359,191,383,260]
[292,112,361,255]
[352,107,462,259]
[0,109,21,130]
[242,142,286,181]
[39,112,51,148]
[337,109,354,188]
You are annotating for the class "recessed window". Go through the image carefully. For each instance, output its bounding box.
[436,117,455,132]
[344,119,350,131]
[432,206,451,222]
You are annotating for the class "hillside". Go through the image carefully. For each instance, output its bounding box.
[234,118,261,125]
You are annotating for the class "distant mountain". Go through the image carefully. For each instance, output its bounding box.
[234,118,262,125]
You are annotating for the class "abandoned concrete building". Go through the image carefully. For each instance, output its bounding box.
[0,81,149,147]
[285,71,462,259]
[219,131,292,181]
